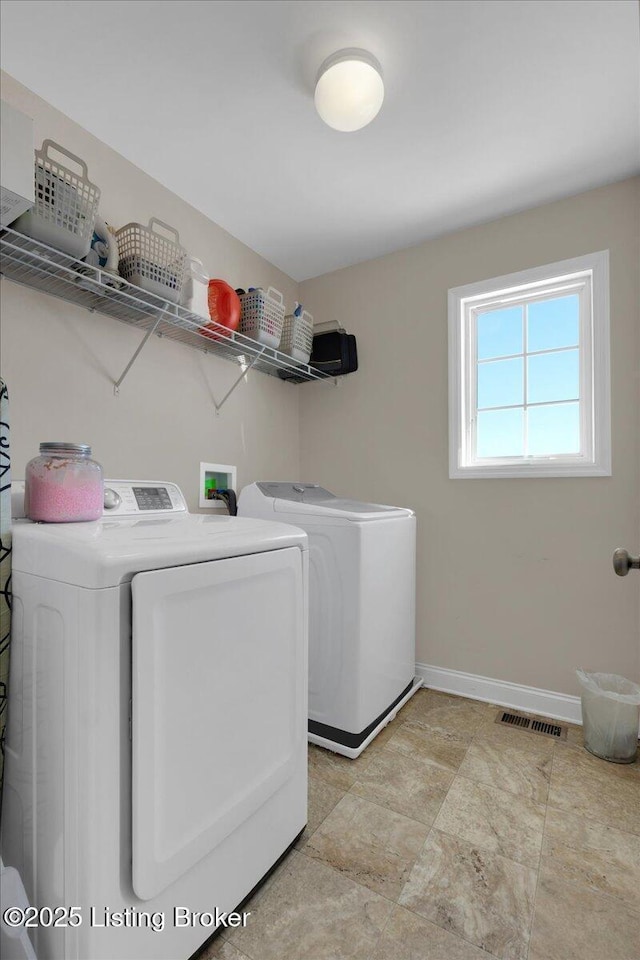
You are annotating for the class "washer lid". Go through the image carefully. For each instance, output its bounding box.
[258,482,413,522]
[11,514,307,588]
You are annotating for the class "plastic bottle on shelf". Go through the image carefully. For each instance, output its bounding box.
[182,257,210,319]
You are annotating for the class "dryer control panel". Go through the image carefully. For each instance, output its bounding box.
[102,480,188,516]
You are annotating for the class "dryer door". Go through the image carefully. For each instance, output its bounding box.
[130,547,304,900]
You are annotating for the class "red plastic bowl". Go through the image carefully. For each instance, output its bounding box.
[202,279,241,339]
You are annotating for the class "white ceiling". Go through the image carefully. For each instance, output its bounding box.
[2,0,639,280]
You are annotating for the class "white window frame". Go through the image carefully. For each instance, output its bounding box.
[448,251,611,479]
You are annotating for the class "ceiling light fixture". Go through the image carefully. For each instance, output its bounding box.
[314,49,384,132]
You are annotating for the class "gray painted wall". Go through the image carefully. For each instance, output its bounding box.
[299,179,640,696]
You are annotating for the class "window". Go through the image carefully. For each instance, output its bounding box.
[448,251,610,478]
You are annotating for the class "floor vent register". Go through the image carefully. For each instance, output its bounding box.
[495,709,567,740]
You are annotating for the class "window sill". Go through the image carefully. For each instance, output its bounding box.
[450,459,612,479]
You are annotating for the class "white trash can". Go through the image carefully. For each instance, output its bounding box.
[577,670,640,763]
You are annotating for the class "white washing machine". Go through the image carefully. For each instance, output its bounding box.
[2,480,308,960]
[238,483,421,759]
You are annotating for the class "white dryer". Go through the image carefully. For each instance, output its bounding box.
[238,483,421,758]
[2,481,308,960]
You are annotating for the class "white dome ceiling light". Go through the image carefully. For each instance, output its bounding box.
[314,49,384,133]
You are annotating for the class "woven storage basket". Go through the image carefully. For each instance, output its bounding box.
[239,287,285,349]
[117,218,186,303]
[15,140,100,259]
[280,310,314,364]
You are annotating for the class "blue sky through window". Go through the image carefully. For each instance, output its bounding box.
[476,295,581,458]
[528,403,580,455]
[477,306,522,360]
[477,408,523,458]
[478,358,523,409]
[528,295,579,351]
[527,349,579,404]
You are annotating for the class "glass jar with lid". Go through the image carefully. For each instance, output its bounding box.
[24,442,104,522]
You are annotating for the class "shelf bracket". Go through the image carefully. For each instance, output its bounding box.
[214,349,266,414]
[113,315,163,394]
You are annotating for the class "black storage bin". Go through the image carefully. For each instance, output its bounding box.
[310,331,358,376]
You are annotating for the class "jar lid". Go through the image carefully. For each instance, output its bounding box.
[39,442,92,455]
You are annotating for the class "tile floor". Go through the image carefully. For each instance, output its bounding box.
[199,689,640,960]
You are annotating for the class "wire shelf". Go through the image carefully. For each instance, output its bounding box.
[0,227,332,388]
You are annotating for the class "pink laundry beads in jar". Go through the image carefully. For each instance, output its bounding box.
[24,443,104,522]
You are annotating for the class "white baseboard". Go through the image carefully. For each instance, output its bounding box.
[415,662,582,725]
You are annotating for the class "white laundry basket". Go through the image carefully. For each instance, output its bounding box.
[117,218,187,304]
[14,140,100,259]
[239,287,285,348]
[280,310,314,364]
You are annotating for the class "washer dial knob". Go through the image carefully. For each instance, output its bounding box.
[104,488,122,510]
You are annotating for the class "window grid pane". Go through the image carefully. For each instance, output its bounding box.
[527,294,580,353]
[477,357,524,410]
[527,402,580,456]
[475,300,581,459]
[527,349,580,405]
[477,408,524,458]
[477,306,523,360]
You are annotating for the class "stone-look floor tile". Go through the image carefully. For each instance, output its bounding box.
[400,690,497,741]
[457,736,553,804]
[528,865,640,960]
[399,829,536,960]
[227,849,393,960]
[370,904,496,960]
[350,747,453,826]
[295,775,345,849]
[307,743,372,792]
[542,807,640,909]
[547,745,640,836]
[434,775,545,867]
[196,938,252,960]
[384,719,469,772]
[304,793,429,900]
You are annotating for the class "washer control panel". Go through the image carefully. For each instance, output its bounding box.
[257,482,333,503]
[102,481,187,516]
